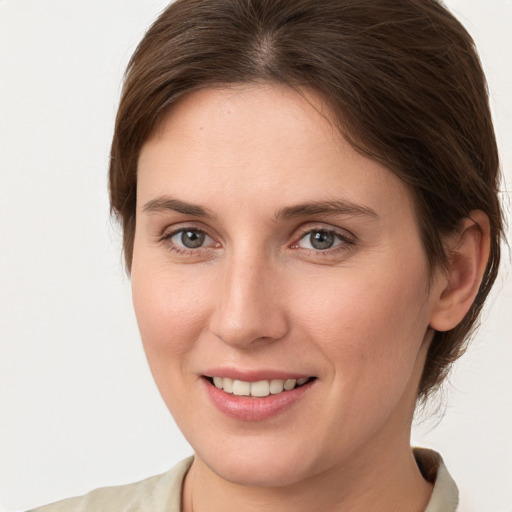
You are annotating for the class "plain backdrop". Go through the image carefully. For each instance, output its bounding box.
[0,1,511,511]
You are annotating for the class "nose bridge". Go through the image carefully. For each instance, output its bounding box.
[209,245,288,347]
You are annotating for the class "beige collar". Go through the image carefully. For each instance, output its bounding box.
[415,448,459,512]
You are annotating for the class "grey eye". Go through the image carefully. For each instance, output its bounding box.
[180,230,206,248]
[309,230,335,250]
[167,228,217,253]
[296,229,349,251]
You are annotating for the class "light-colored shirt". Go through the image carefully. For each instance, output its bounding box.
[28,449,459,512]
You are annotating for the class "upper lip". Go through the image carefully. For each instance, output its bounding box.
[202,368,314,382]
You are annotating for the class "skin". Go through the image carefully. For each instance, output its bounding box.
[131,84,488,511]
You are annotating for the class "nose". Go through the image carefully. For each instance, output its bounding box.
[208,249,289,348]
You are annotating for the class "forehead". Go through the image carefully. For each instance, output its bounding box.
[143,84,340,168]
[137,84,416,221]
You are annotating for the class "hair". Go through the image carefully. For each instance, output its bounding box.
[109,0,503,401]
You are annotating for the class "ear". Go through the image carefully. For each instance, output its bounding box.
[429,210,491,332]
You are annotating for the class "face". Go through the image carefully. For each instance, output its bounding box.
[132,84,440,487]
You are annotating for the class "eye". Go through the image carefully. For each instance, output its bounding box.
[168,228,216,250]
[295,229,351,251]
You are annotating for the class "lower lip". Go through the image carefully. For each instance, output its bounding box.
[203,378,315,421]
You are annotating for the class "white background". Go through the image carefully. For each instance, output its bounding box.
[0,1,510,511]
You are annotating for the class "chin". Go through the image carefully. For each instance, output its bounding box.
[193,435,324,488]
[207,457,310,488]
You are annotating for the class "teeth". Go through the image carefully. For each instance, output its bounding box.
[284,378,296,390]
[250,380,270,397]
[269,379,284,394]
[210,377,310,397]
[232,380,251,396]
[223,377,233,393]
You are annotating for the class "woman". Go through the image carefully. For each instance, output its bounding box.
[28,0,503,510]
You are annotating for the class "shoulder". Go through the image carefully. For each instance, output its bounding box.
[27,457,193,512]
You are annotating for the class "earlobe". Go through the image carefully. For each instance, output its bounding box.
[429,210,491,332]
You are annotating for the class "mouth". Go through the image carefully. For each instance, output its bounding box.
[202,372,317,421]
[204,376,316,397]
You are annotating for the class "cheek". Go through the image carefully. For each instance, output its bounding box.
[130,264,216,428]
[293,260,431,392]
[131,261,212,371]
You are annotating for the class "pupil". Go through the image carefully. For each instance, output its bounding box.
[181,230,205,248]
[310,231,334,250]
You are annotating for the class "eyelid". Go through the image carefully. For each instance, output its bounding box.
[288,223,357,259]
[157,221,355,255]
[159,223,222,252]
[291,223,356,244]
[160,221,217,240]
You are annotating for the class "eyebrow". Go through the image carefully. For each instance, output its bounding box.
[274,199,378,221]
[141,195,377,221]
[142,196,216,218]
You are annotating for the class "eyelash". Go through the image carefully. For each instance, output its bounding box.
[160,225,356,257]
[291,227,355,255]
[160,227,219,256]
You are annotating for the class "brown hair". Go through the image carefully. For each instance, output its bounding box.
[109,0,503,400]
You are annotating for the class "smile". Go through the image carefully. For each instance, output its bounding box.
[207,376,314,397]
[203,374,317,421]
